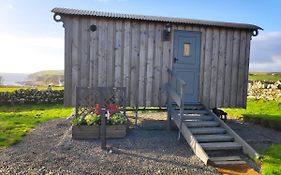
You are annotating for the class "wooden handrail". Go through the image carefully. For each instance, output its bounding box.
[167,68,186,87]
[166,84,182,107]
[166,67,187,140]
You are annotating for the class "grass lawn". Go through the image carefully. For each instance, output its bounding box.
[249,72,281,82]
[0,86,64,92]
[222,99,281,122]
[223,99,281,174]
[0,104,73,148]
[262,144,281,175]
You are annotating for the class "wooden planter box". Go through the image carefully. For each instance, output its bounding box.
[72,125,100,140]
[106,125,127,138]
[72,125,127,140]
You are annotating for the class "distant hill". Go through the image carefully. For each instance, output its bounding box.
[27,70,64,86]
[0,70,64,86]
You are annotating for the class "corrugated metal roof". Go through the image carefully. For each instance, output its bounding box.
[52,7,262,30]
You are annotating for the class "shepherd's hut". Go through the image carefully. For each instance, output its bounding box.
[52,7,261,109]
[53,8,262,166]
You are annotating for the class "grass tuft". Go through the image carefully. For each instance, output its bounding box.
[0,104,73,148]
[262,144,281,175]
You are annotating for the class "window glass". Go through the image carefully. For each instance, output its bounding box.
[183,43,190,57]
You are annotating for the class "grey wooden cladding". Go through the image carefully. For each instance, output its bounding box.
[63,16,72,106]
[145,23,155,106]
[139,23,147,106]
[216,29,227,107]
[130,21,140,106]
[63,16,253,108]
[199,28,252,108]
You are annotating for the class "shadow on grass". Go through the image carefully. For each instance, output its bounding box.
[0,104,67,112]
[242,114,281,132]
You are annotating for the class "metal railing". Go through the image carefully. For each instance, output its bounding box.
[166,68,186,140]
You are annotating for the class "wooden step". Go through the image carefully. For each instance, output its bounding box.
[176,104,204,110]
[186,110,209,114]
[201,142,242,151]
[175,109,209,114]
[186,121,220,127]
[184,106,204,110]
[196,134,234,142]
[190,127,226,135]
[210,156,241,162]
[183,115,214,121]
[212,160,247,166]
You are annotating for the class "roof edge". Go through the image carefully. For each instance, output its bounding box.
[52,7,263,31]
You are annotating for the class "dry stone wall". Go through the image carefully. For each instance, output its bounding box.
[0,89,64,105]
[247,81,281,101]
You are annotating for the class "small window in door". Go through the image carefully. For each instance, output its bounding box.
[183,43,190,57]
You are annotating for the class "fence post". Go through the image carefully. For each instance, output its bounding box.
[75,86,78,117]
[100,108,107,150]
[134,106,138,126]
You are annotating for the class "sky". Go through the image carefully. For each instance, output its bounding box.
[0,0,280,73]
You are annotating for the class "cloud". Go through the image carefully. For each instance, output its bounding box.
[250,55,281,71]
[6,4,14,9]
[2,3,14,10]
[0,35,64,73]
[250,31,281,72]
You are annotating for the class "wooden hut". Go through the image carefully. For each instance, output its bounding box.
[52,7,262,108]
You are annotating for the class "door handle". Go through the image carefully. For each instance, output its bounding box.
[173,57,178,63]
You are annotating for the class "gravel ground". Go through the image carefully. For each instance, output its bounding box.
[1,112,280,175]
[0,112,218,175]
[226,118,281,152]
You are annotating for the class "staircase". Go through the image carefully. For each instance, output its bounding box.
[170,104,261,166]
[166,69,259,166]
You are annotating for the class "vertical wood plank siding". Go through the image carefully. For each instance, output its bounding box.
[63,17,72,106]
[210,28,220,108]
[216,29,226,107]
[146,23,155,106]
[139,23,147,106]
[130,21,140,106]
[242,33,252,107]
[64,16,252,108]
[202,28,213,107]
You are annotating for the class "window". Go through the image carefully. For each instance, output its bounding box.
[183,43,190,57]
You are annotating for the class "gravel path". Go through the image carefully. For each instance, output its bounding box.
[0,112,218,175]
[226,119,281,152]
[1,112,280,174]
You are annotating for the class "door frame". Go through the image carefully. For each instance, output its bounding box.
[171,30,202,103]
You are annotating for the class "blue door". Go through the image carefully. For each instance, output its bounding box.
[172,31,201,103]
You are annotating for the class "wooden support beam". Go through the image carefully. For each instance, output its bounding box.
[100,109,107,150]
[134,106,138,126]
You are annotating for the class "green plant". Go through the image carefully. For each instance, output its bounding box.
[108,112,127,125]
[72,117,86,126]
[85,114,100,126]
